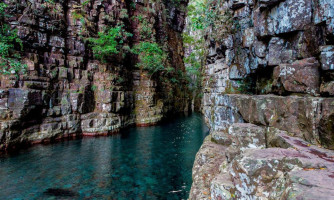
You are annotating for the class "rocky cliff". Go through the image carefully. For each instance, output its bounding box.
[189,0,334,199]
[0,0,189,151]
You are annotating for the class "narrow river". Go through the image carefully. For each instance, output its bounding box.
[0,113,208,199]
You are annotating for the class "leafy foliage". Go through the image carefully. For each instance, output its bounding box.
[187,0,216,30]
[0,3,27,76]
[132,42,172,76]
[183,33,205,76]
[187,0,235,42]
[88,25,132,63]
[133,15,153,40]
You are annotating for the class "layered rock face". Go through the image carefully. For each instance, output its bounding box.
[190,0,334,199]
[0,0,189,151]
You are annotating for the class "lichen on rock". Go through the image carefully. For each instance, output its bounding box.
[187,0,334,199]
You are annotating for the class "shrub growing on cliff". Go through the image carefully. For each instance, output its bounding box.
[88,25,132,63]
[0,3,27,76]
[132,42,173,77]
[187,0,234,42]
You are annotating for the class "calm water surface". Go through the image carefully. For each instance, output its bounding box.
[0,113,208,200]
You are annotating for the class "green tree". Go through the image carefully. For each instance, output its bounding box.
[132,42,173,77]
[88,25,132,63]
[0,3,27,76]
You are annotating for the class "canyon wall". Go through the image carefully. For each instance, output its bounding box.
[190,0,334,199]
[0,0,189,151]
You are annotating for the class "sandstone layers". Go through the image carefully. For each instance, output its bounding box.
[190,0,334,199]
[0,0,189,151]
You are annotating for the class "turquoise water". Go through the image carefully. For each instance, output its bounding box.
[0,113,208,200]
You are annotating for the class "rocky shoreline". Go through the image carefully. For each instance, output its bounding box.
[188,0,334,199]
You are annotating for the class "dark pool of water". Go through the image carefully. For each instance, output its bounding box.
[0,113,208,200]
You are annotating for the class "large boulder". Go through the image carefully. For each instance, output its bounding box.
[273,57,320,95]
[255,0,313,37]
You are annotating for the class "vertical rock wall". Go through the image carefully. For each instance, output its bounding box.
[0,0,189,151]
[190,0,334,199]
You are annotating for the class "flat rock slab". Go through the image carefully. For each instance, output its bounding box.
[230,132,334,199]
[189,135,227,200]
[206,94,334,149]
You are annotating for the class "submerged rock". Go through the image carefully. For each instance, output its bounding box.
[43,188,78,197]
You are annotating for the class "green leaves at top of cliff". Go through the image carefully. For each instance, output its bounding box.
[87,25,133,63]
[0,2,27,77]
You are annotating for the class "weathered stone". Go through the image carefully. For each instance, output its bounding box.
[81,113,121,135]
[228,123,266,150]
[189,135,227,200]
[189,0,334,199]
[229,0,247,10]
[8,89,29,109]
[60,94,71,115]
[231,146,334,200]
[242,28,255,48]
[318,99,334,149]
[49,36,65,48]
[319,46,334,71]
[210,94,334,145]
[229,64,244,80]
[320,81,334,96]
[259,0,283,9]
[266,0,312,36]
[38,122,63,140]
[210,173,235,200]
[314,0,334,34]
[268,37,296,66]
[252,40,266,58]
[273,57,320,95]
[69,93,83,113]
